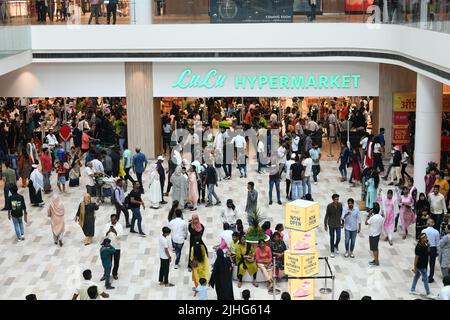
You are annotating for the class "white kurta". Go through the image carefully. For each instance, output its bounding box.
[149,171,162,207]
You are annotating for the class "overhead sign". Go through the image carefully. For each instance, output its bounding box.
[153,62,380,97]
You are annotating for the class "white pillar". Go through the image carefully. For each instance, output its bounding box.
[414,74,443,192]
[130,0,152,24]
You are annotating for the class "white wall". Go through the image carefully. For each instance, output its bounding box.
[30,24,450,75]
[0,62,126,97]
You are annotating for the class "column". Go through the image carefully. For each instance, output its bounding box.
[414,74,443,192]
[130,0,152,24]
[125,62,157,159]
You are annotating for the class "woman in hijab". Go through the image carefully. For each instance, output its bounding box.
[170,166,188,208]
[188,213,205,270]
[148,163,162,209]
[188,165,199,211]
[47,196,65,247]
[29,162,44,207]
[210,248,234,300]
[75,193,99,245]
[415,192,430,239]
[190,236,210,290]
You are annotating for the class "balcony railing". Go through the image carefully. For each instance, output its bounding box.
[0,0,448,34]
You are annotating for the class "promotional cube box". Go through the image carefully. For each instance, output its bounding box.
[288,230,316,253]
[289,279,315,300]
[284,250,319,278]
[284,200,319,232]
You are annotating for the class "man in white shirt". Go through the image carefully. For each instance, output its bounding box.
[428,185,447,232]
[159,227,174,287]
[302,153,313,197]
[257,137,265,174]
[168,209,188,269]
[91,157,105,174]
[291,133,300,155]
[72,269,109,300]
[305,117,319,133]
[231,131,247,178]
[103,214,123,280]
[113,179,130,227]
[365,202,384,267]
[285,154,296,200]
[85,161,96,197]
[422,219,440,283]
[360,135,368,165]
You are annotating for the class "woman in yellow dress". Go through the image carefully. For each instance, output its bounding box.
[190,237,210,289]
[236,235,259,288]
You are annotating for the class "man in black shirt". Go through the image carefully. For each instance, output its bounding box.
[324,194,343,258]
[7,185,27,241]
[205,163,221,207]
[290,155,304,201]
[129,182,146,237]
[410,233,435,298]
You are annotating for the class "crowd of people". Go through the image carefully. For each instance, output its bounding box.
[1,95,450,300]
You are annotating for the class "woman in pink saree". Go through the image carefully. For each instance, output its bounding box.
[398,185,417,240]
[188,165,199,211]
[377,188,399,246]
[47,196,65,247]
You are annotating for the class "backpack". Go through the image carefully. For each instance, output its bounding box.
[123,192,131,208]
[111,187,118,205]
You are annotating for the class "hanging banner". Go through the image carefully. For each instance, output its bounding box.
[393,112,409,128]
[392,127,410,145]
[210,0,294,23]
[284,199,319,232]
[393,92,450,112]
[289,279,315,300]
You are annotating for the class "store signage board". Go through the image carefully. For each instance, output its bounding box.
[153,62,379,97]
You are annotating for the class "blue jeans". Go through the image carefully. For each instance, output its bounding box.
[411,268,430,295]
[269,178,281,203]
[345,229,357,252]
[238,164,247,176]
[329,227,341,253]
[12,217,24,240]
[302,176,311,197]
[103,265,112,288]
[172,241,184,266]
[208,184,220,204]
[339,164,347,178]
[130,207,143,233]
[291,180,303,200]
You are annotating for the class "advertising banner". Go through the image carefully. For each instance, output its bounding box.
[392,112,409,128]
[293,0,322,14]
[284,199,319,232]
[288,230,316,252]
[284,250,319,277]
[289,279,315,300]
[392,127,409,145]
[210,0,294,23]
[392,92,416,112]
[153,62,380,97]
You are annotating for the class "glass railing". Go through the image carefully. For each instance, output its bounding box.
[0,0,448,34]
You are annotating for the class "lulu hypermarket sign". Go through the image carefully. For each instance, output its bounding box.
[153,62,379,97]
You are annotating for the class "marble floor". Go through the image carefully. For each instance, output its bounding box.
[0,157,443,300]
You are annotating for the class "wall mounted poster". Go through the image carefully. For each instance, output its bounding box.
[210,0,294,23]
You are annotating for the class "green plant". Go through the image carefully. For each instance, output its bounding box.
[246,209,267,241]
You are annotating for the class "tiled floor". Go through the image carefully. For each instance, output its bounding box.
[0,156,443,300]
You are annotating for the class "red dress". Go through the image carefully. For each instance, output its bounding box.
[364,142,373,168]
[351,153,361,181]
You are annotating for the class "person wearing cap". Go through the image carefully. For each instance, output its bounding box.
[100,238,116,290]
[156,156,168,205]
[324,194,343,258]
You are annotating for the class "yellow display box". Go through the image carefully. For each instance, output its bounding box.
[284,250,319,277]
[289,279,315,300]
[284,200,319,232]
[288,230,316,253]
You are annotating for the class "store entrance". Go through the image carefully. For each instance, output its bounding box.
[156,96,378,162]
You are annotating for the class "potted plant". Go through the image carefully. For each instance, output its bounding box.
[246,208,270,243]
